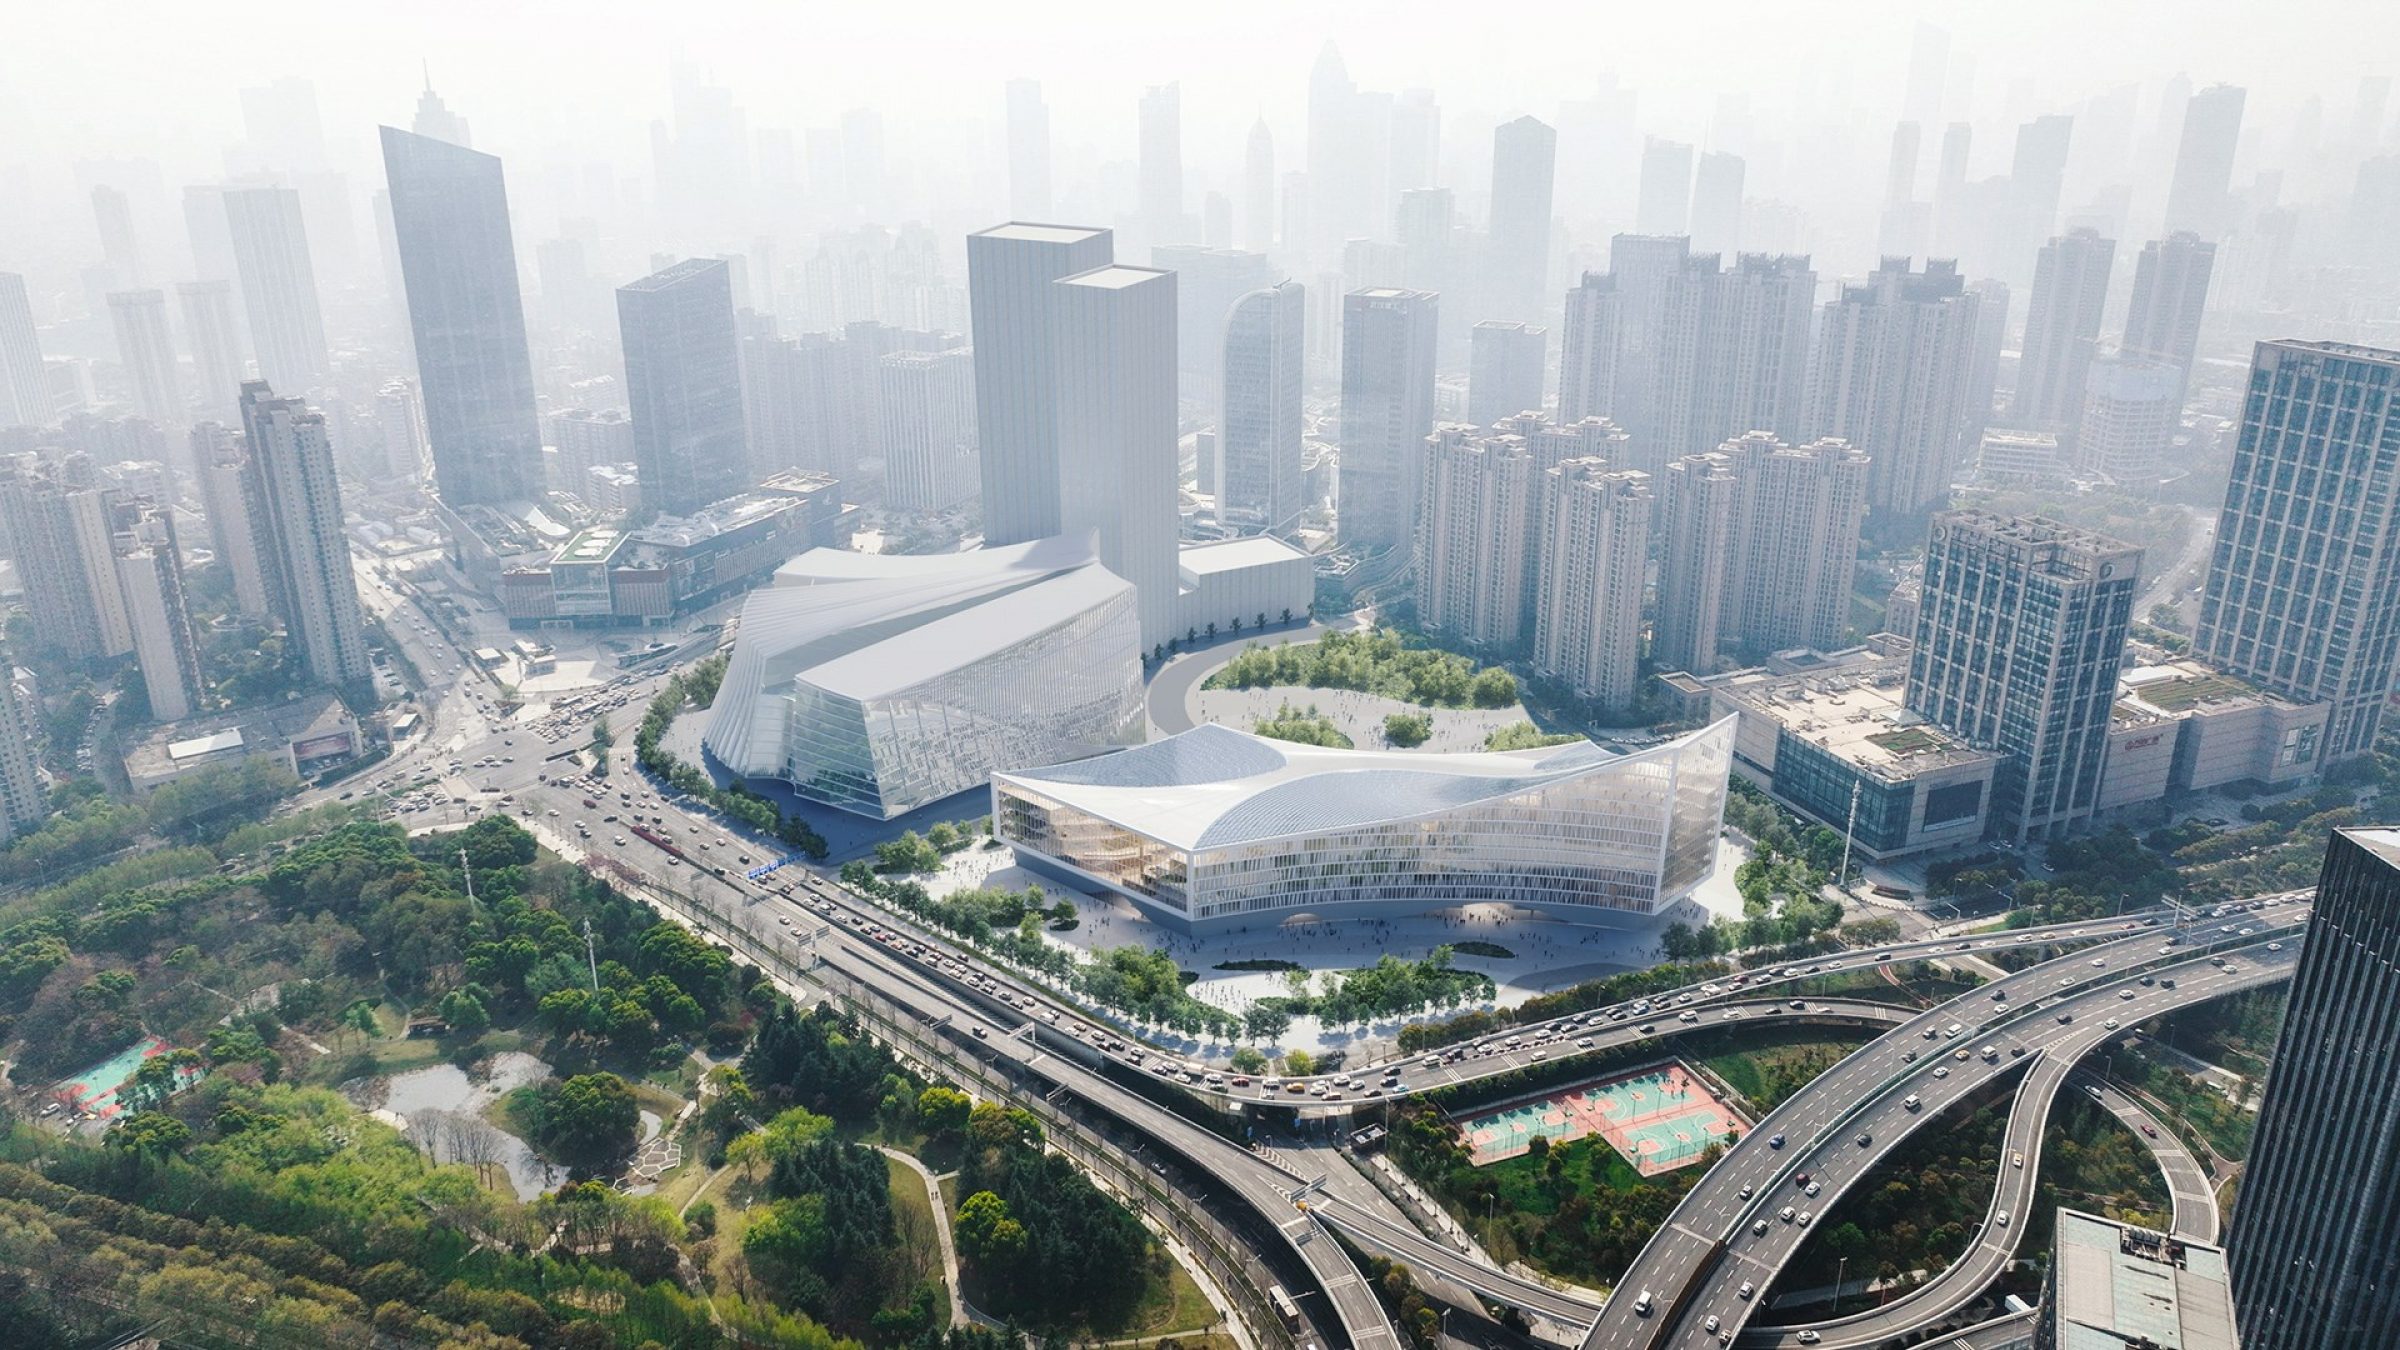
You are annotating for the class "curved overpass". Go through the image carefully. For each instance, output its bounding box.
[1573,915,2306,1350]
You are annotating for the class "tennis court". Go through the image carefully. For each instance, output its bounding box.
[48,1035,189,1122]
[1456,1060,1746,1175]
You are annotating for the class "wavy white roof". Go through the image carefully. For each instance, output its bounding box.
[997,720,1728,851]
[703,533,1132,775]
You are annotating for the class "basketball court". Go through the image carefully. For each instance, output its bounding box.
[1455,1060,1746,1175]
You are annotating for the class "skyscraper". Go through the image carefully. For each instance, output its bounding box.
[222,186,331,395]
[1486,116,1557,326]
[1138,84,1185,245]
[1907,511,2139,844]
[2121,232,2216,409]
[1657,433,1870,673]
[2163,84,2246,240]
[0,273,45,429]
[1151,245,1275,417]
[1243,120,1276,253]
[411,76,472,148]
[2012,228,2115,428]
[1337,288,1439,558]
[116,505,205,722]
[381,125,543,505]
[1689,152,1745,258]
[1417,426,1537,650]
[1468,321,1548,427]
[1052,265,1179,649]
[968,222,1115,546]
[617,258,748,517]
[176,280,246,422]
[1807,258,1982,524]
[2195,341,2400,762]
[1533,458,1651,712]
[91,185,145,286]
[878,347,977,512]
[239,382,372,702]
[2226,827,2400,1347]
[1006,81,1052,220]
[1218,281,1305,535]
[2005,115,2076,267]
[106,289,183,431]
[1636,138,1694,235]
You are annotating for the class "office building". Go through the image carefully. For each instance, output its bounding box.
[221,186,331,395]
[617,258,748,517]
[878,347,977,511]
[996,718,1734,935]
[0,273,46,429]
[1657,433,1869,673]
[2122,232,2216,409]
[1468,321,1548,427]
[192,421,273,618]
[1807,258,1982,522]
[2005,115,2076,268]
[2196,341,2400,762]
[411,77,472,148]
[1907,511,2140,843]
[106,290,183,431]
[1138,83,1184,243]
[967,222,1115,546]
[1338,288,1440,557]
[374,379,426,482]
[1416,425,1537,650]
[1218,280,1305,535]
[1151,244,1274,416]
[2077,355,2182,485]
[176,280,245,422]
[703,534,1144,820]
[91,184,144,286]
[2164,84,2246,240]
[1636,138,1693,235]
[2034,1210,2238,1350]
[239,382,372,701]
[1243,120,1276,253]
[116,506,205,722]
[2226,827,2400,1348]
[1689,152,1744,257]
[1486,115,1557,325]
[381,125,543,505]
[1533,457,1652,712]
[1052,265,1180,650]
[1005,80,1051,220]
[2012,228,2115,428]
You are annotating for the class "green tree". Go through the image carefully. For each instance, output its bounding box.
[437,986,491,1037]
[954,1190,1028,1268]
[528,1072,638,1172]
[917,1085,973,1136]
[107,1110,193,1156]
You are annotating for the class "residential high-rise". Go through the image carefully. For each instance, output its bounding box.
[176,280,246,422]
[967,222,1115,546]
[1243,120,1276,253]
[91,184,144,286]
[0,476,126,661]
[238,382,372,702]
[1337,288,1439,558]
[1657,433,1870,673]
[1636,138,1693,235]
[1533,458,1651,712]
[2012,228,2115,428]
[1138,84,1185,245]
[374,379,427,482]
[221,186,331,395]
[1417,426,1537,650]
[0,273,46,429]
[878,347,977,511]
[191,421,273,618]
[1151,245,1274,417]
[106,290,183,431]
[1005,80,1051,220]
[116,506,205,722]
[1218,281,1305,535]
[1806,257,1982,524]
[1568,235,1698,474]
[1907,511,2140,843]
[617,258,749,517]
[2121,232,2216,408]
[1468,320,1547,427]
[2076,354,2181,485]
[2195,341,2400,762]
[1689,152,1745,257]
[381,125,543,505]
[1486,116,1557,325]
[0,657,45,844]
[2164,84,2246,239]
[1557,269,1621,427]
[1052,265,1179,649]
[1703,253,1817,451]
[2226,827,2400,1347]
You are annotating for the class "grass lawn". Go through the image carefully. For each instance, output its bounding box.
[884,1153,953,1328]
[1704,1031,1873,1113]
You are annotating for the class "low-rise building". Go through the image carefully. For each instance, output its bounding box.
[2099,659,2329,809]
[1174,536,1313,642]
[122,693,363,795]
[2033,1209,2237,1350]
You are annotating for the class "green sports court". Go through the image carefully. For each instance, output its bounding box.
[1455,1060,1747,1175]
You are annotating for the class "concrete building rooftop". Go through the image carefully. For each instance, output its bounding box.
[2050,1208,2238,1350]
[619,257,725,291]
[1177,535,1310,576]
[1059,264,1169,290]
[975,222,1111,245]
[1714,660,1999,779]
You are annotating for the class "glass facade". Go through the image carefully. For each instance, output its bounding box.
[996,718,1735,934]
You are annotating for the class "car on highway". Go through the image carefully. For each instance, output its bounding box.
[1855,1132,1872,1147]
[1797,1210,1813,1226]
[1798,1332,1821,1344]
[1997,1210,2011,1227]
[2012,1151,2024,1168]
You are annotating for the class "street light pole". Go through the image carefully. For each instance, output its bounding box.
[1834,1254,1847,1316]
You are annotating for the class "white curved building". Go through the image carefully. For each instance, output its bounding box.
[703,534,1146,819]
[994,717,1736,934]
